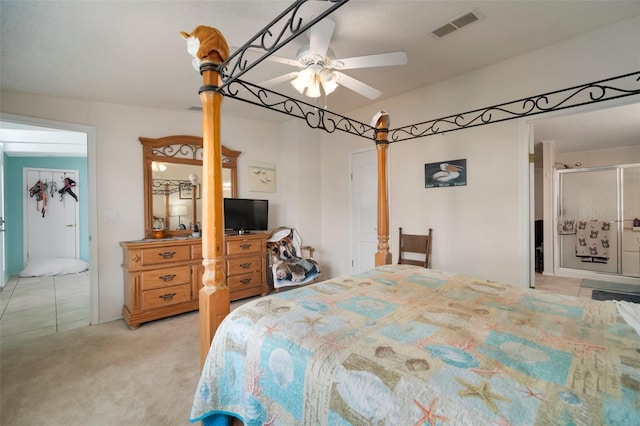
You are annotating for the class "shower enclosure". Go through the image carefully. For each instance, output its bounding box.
[557,164,640,278]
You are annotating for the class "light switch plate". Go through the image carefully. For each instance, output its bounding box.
[104,208,118,221]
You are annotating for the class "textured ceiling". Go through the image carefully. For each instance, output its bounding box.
[1,1,639,154]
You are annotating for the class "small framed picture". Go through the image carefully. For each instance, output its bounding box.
[425,159,467,188]
[179,182,201,199]
[249,163,276,192]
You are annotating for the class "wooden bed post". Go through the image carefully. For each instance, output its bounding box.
[373,112,392,266]
[199,78,228,365]
[181,26,231,365]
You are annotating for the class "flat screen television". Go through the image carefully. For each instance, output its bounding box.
[224,198,269,233]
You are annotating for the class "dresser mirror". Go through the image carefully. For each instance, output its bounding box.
[140,135,240,239]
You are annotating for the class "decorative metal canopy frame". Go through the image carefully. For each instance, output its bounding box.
[217,72,640,143]
[209,0,640,142]
[192,0,640,362]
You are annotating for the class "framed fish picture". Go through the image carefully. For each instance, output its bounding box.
[425,159,467,188]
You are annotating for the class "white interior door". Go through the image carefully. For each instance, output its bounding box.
[24,168,79,264]
[350,149,378,274]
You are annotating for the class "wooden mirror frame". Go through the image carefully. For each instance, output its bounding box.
[140,135,240,239]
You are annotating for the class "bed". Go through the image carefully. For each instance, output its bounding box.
[190,264,640,425]
[182,1,640,424]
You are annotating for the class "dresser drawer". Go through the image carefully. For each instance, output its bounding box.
[141,266,191,290]
[141,284,192,310]
[228,271,262,291]
[226,255,262,275]
[226,238,262,256]
[192,243,203,259]
[140,245,191,266]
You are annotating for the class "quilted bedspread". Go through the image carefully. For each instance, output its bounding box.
[190,265,640,425]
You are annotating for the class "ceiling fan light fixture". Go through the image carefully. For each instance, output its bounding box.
[291,66,315,94]
[306,79,322,98]
[321,79,338,95]
[319,69,338,94]
[291,76,307,94]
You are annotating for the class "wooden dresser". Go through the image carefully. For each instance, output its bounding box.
[120,233,269,328]
[224,232,269,301]
[120,238,203,329]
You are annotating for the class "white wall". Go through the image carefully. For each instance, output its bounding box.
[557,145,640,168]
[0,92,303,322]
[319,14,640,285]
[2,15,639,320]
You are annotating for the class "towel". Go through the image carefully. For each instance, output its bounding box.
[557,218,576,234]
[575,220,610,260]
[616,300,640,337]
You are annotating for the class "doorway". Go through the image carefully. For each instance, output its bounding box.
[0,113,98,327]
[529,101,640,287]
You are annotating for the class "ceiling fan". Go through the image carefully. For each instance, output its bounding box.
[259,18,408,100]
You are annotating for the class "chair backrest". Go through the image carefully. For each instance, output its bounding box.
[397,227,432,268]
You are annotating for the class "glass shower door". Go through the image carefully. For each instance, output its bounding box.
[558,168,619,274]
[622,166,640,277]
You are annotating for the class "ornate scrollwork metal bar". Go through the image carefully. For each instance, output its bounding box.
[151,144,202,161]
[152,179,189,196]
[221,78,374,138]
[387,71,640,143]
[216,0,350,90]
[220,71,640,143]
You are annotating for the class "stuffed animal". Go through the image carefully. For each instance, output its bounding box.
[180,25,229,71]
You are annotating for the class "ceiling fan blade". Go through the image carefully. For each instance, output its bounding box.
[259,72,298,88]
[308,18,335,57]
[334,72,381,100]
[333,51,408,70]
[265,55,303,67]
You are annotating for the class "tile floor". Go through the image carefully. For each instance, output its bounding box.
[0,272,90,350]
[0,271,589,350]
[534,273,592,299]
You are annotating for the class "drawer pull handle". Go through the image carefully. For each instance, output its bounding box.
[158,251,176,259]
[159,274,176,282]
[159,293,176,301]
[240,278,252,285]
[240,244,252,250]
[240,262,252,269]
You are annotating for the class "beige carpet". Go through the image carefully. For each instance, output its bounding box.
[1,311,202,425]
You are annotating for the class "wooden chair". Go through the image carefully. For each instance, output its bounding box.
[398,227,433,268]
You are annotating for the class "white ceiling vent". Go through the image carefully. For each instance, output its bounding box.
[188,106,203,111]
[429,10,482,39]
